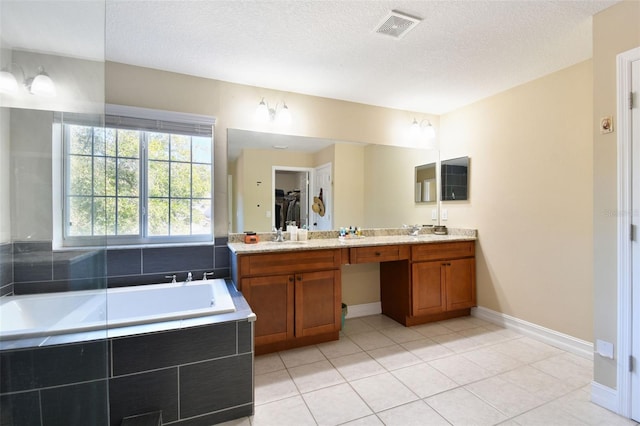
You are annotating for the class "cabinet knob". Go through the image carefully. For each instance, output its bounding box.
[375,252,381,256]
[289,276,294,282]
[297,276,302,281]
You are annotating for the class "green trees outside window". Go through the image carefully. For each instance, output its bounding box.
[65,124,212,243]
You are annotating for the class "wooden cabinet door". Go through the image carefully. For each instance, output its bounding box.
[411,261,445,316]
[295,270,341,337]
[243,275,294,346]
[445,257,476,311]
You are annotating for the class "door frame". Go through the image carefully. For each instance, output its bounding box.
[271,166,314,230]
[616,46,640,419]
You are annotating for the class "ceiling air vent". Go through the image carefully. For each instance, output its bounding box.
[375,10,421,40]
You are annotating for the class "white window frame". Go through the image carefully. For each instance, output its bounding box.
[53,105,216,248]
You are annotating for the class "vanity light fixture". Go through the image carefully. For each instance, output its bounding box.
[411,118,436,140]
[0,64,56,97]
[256,98,292,125]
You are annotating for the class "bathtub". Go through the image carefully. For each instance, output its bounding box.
[0,279,236,340]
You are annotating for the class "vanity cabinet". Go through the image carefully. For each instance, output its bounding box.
[410,241,476,323]
[231,249,342,354]
[380,240,476,326]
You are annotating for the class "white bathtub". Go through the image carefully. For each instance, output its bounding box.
[0,279,236,340]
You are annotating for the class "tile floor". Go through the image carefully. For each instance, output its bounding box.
[221,315,638,426]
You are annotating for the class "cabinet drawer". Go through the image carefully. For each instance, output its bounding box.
[350,245,409,264]
[239,249,341,276]
[411,241,475,262]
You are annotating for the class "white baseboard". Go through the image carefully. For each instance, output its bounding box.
[590,381,619,413]
[471,306,594,360]
[345,302,381,319]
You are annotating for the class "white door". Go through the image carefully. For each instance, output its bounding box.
[313,163,332,230]
[631,57,640,422]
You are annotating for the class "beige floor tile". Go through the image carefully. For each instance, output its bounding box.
[377,400,450,426]
[303,383,373,425]
[217,417,251,426]
[511,402,585,425]
[426,387,508,426]
[342,318,376,336]
[367,344,422,371]
[440,317,484,331]
[349,330,396,351]
[429,353,494,385]
[251,395,317,426]
[411,322,456,338]
[350,372,419,412]
[465,376,545,417]
[549,388,637,426]
[278,345,326,368]
[462,346,523,374]
[359,314,404,330]
[401,337,454,361]
[498,365,576,402]
[317,335,363,359]
[255,352,285,376]
[431,332,486,353]
[379,325,424,344]
[530,352,593,388]
[288,359,346,393]
[254,369,299,405]
[491,337,563,364]
[391,362,458,398]
[340,415,384,425]
[330,351,386,381]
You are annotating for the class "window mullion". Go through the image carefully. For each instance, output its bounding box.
[141,132,148,239]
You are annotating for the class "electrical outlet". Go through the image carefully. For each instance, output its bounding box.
[442,209,448,221]
[431,209,437,220]
[266,210,271,218]
[596,339,614,359]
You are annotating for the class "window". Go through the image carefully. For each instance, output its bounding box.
[60,106,215,246]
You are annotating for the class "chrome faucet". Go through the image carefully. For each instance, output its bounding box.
[185,272,193,283]
[165,274,177,284]
[403,224,422,236]
[273,227,284,242]
[202,272,214,280]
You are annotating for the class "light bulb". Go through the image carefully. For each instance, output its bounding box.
[256,98,270,123]
[0,70,18,94]
[276,102,292,125]
[30,70,56,97]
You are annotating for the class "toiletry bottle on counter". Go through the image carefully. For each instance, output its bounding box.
[288,224,298,241]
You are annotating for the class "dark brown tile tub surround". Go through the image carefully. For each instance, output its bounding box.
[6,237,230,294]
[0,317,254,425]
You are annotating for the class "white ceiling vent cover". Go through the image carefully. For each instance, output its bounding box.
[375,10,421,39]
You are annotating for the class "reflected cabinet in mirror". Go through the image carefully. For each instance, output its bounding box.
[415,163,436,204]
[441,156,469,201]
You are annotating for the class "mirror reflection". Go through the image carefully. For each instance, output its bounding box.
[415,163,437,204]
[441,156,469,201]
[228,129,440,233]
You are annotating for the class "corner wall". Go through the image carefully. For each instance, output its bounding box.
[440,60,594,342]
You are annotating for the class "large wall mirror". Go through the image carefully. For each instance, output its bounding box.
[227,129,440,233]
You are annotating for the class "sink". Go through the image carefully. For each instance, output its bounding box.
[262,240,308,245]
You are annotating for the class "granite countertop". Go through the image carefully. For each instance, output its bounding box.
[228,228,477,254]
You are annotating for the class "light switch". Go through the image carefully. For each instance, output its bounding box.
[431,209,437,220]
[442,209,448,221]
[266,210,271,218]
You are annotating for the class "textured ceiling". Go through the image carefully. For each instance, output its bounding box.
[1,0,620,114]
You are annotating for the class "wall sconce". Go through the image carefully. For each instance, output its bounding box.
[256,98,292,125]
[411,118,436,140]
[0,64,57,97]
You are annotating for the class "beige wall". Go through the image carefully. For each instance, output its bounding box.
[440,60,594,342]
[105,62,439,238]
[592,0,640,389]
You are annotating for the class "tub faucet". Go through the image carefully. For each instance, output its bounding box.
[185,272,193,283]
[202,272,214,280]
[165,274,177,284]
